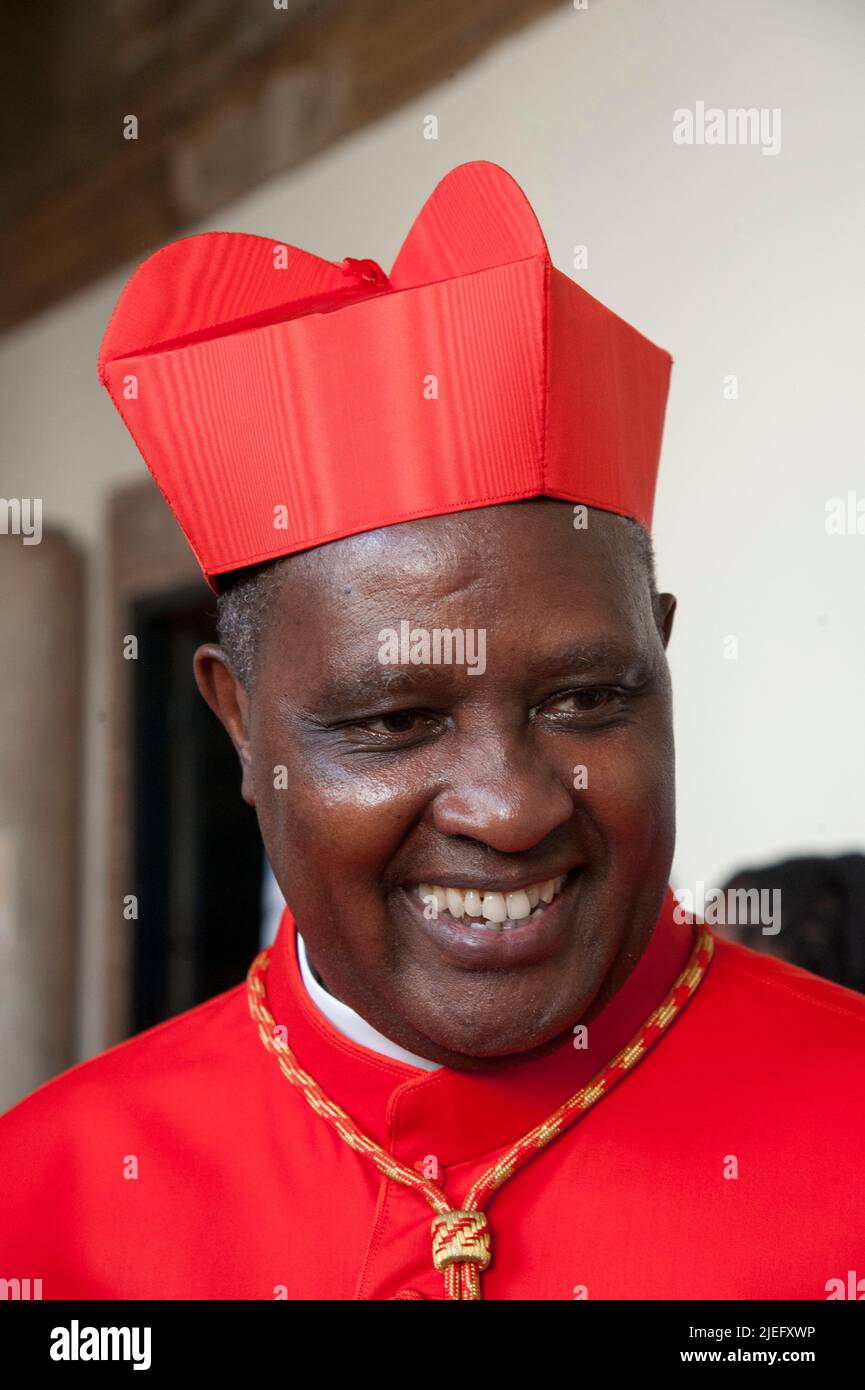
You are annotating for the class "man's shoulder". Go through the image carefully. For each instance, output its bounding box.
[0,981,250,1136]
[706,930,865,1049]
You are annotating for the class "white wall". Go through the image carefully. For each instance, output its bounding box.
[2,0,863,1060]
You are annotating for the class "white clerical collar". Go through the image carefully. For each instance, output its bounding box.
[295,931,440,1072]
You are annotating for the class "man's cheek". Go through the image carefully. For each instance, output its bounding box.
[588,738,672,848]
[283,786,412,870]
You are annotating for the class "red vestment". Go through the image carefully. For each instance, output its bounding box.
[1,888,863,1300]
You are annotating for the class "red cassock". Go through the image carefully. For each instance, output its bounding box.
[1,886,864,1300]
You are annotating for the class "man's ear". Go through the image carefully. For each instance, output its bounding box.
[193,645,256,805]
[656,593,677,648]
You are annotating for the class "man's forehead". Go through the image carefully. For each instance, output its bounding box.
[259,518,654,690]
[218,501,658,689]
[268,500,640,603]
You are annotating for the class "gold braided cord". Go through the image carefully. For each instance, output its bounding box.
[247,924,714,1299]
[460,928,715,1216]
[248,966,451,1216]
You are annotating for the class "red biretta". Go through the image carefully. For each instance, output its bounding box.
[1,162,863,1301]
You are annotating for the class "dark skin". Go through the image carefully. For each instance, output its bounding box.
[194,500,677,1070]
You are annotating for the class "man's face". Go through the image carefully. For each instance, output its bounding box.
[196,500,677,1068]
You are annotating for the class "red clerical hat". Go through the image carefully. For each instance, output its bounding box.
[98,160,672,592]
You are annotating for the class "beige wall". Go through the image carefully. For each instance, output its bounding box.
[1,0,863,1067]
[0,536,81,1109]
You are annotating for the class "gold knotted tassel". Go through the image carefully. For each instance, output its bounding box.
[431,1210,492,1300]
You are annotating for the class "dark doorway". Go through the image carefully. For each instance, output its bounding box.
[130,582,263,1032]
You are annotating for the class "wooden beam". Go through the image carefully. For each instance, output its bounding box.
[1,0,560,332]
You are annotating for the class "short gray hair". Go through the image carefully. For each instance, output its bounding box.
[215,557,287,688]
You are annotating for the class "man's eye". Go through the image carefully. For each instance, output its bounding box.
[350,710,437,740]
[544,688,618,714]
[365,711,422,734]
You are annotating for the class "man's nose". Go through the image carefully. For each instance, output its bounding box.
[429,732,574,854]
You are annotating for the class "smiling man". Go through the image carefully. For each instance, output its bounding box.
[200,500,676,1071]
[1,162,864,1302]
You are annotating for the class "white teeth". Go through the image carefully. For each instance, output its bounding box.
[413,873,570,929]
[445,888,465,919]
[481,892,507,923]
[505,890,532,920]
[539,878,557,904]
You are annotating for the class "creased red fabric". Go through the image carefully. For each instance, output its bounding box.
[97,161,672,590]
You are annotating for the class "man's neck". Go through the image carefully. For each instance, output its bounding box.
[295,931,441,1072]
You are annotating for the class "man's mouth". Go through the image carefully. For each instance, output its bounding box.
[413,875,568,931]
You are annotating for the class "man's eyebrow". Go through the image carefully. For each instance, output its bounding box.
[300,640,647,711]
[307,663,444,706]
[528,641,647,678]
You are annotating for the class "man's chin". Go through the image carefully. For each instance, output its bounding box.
[405,1012,592,1071]
[389,973,607,1070]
